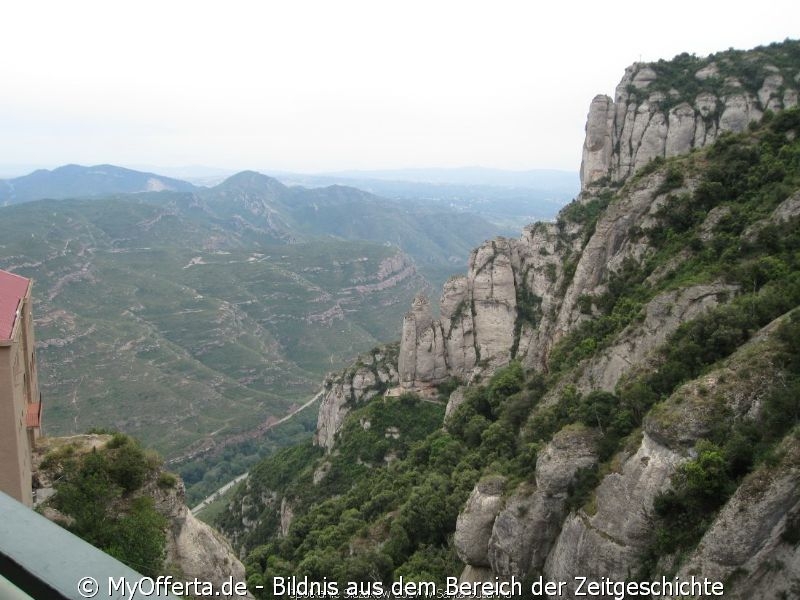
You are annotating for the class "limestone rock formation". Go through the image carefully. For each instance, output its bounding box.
[399,293,448,387]
[454,477,506,567]
[315,345,398,451]
[544,432,683,590]
[575,283,738,393]
[580,56,797,190]
[152,480,251,599]
[542,317,789,596]
[487,426,599,578]
[279,496,294,537]
[444,386,467,422]
[399,238,529,389]
[397,168,730,390]
[667,435,800,600]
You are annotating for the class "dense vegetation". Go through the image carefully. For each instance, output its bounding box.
[180,406,318,507]
[39,434,170,577]
[643,310,800,574]
[628,39,800,112]
[1,165,505,502]
[216,107,800,596]
[228,372,534,596]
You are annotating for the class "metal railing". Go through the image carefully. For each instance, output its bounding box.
[0,491,178,599]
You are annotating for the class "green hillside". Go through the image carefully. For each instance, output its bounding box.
[0,164,196,205]
[194,171,501,285]
[217,108,800,596]
[0,196,425,459]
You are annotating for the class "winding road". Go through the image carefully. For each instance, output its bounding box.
[190,388,324,514]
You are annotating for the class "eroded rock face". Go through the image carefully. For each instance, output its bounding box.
[397,170,729,390]
[164,504,250,599]
[444,386,467,422]
[399,239,527,389]
[488,426,599,578]
[580,95,616,189]
[280,497,294,537]
[457,565,494,587]
[543,318,790,595]
[150,477,251,599]
[471,240,519,364]
[454,477,507,567]
[551,174,675,341]
[770,189,800,224]
[576,283,738,393]
[579,61,795,191]
[315,346,398,452]
[399,293,448,386]
[544,433,684,594]
[440,277,477,379]
[668,436,800,600]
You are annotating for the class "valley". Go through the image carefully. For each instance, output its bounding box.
[0,169,511,465]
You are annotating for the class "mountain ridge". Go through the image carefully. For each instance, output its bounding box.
[0,163,197,205]
[215,41,800,599]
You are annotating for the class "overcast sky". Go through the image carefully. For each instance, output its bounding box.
[2,1,799,175]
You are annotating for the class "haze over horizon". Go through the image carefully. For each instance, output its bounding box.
[3,0,799,175]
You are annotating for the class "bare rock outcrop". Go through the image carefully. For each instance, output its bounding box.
[488,425,599,578]
[666,435,800,599]
[399,293,448,387]
[153,480,250,599]
[544,432,683,592]
[279,497,294,537]
[399,238,528,389]
[444,386,467,422]
[398,217,582,389]
[543,317,791,595]
[771,189,800,223]
[580,58,796,191]
[550,172,680,342]
[576,283,738,393]
[315,345,398,452]
[440,276,478,378]
[471,240,519,364]
[454,477,507,567]
[397,169,723,391]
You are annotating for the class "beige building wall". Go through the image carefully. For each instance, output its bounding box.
[0,280,39,507]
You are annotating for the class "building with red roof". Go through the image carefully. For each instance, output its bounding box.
[0,268,41,507]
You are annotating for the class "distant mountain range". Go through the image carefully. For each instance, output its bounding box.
[0,163,510,463]
[0,164,196,205]
[0,163,579,229]
[268,167,578,228]
[0,164,502,272]
[283,166,578,189]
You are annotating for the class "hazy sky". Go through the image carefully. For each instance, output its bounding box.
[2,1,799,175]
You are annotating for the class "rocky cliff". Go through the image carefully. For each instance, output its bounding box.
[33,435,249,599]
[267,42,800,470]
[396,166,725,392]
[314,343,400,451]
[152,478,251,598]
[449,314,799,599]
[398,40,800,395]
[216,40,800,600]
[580,42,799,190]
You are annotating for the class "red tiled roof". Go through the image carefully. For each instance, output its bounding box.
[0,269,30,341]
[26,402,41,428]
